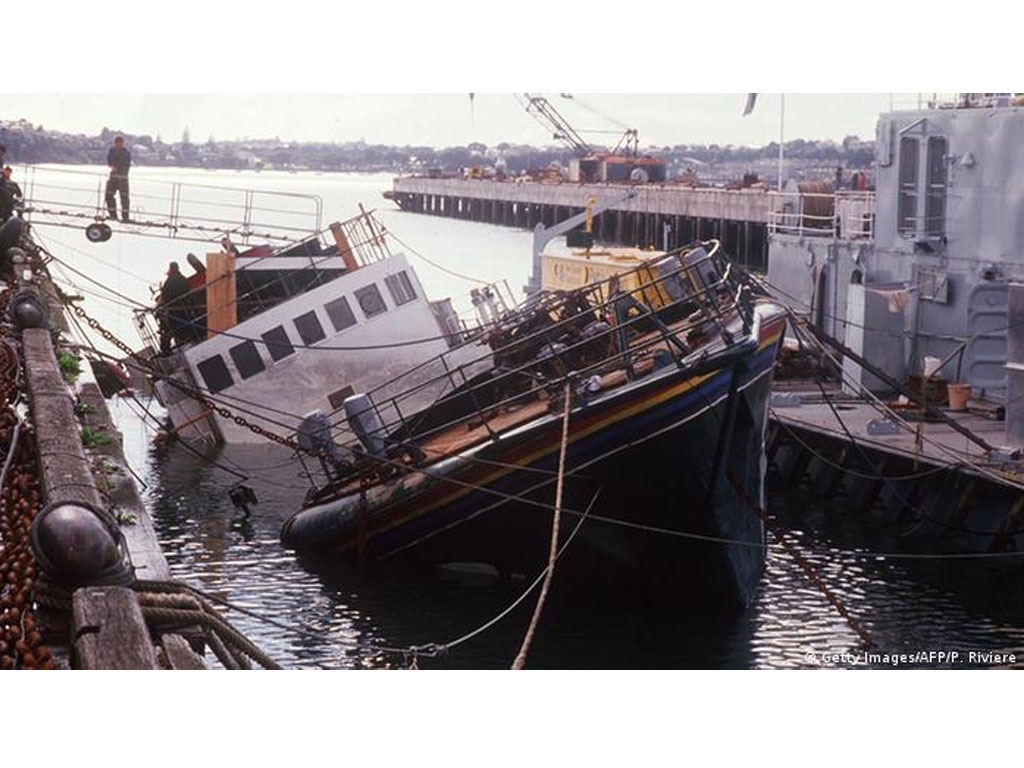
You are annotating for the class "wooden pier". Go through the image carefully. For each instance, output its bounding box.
[389,177,771,269]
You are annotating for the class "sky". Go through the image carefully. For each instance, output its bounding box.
[1,93,906,149]
[4,0,1008,153]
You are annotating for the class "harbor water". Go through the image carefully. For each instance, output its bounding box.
[46,166,1024,669]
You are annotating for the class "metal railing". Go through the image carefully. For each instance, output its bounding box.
[767,190,875,240]
[16,165,324,244]
[890,93,1019,111]
[137,208,395,351]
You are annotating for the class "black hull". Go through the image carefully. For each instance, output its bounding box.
[364,365,774,608]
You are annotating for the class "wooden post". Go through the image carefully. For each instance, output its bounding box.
[205,251,237,340]
[22,329,104,511]
[161,635,207,670]
[73,587,158,670]
[329,221,359,272]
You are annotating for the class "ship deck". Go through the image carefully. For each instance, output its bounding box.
[334,309,746,498]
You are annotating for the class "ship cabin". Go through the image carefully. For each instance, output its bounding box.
[138,210,475,443]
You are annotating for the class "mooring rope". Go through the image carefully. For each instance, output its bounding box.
[511,379,572,670]
[135,590,282,670]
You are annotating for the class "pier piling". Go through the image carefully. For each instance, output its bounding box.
[389,177,769,268]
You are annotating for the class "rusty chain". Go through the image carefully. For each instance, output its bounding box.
[65,301,316,456]
[726,469,874,648]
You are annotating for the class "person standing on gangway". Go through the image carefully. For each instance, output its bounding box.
[105,135,132,222]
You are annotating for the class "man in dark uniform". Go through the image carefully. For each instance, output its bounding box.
[2,166,22,200]
[105,135,131,222]
[0,179,13,223]
[0,176,22,274]
[158,261,192,353]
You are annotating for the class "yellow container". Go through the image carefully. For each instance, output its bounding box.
[542,248,673,308]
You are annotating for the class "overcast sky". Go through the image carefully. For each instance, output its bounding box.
[2,93,904,149]
[4,2,1005,152]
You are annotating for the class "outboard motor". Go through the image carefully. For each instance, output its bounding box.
[297,410,348,465]
[343,394,388,457]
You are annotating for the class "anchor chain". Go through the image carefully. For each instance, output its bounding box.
[65,302,316,457]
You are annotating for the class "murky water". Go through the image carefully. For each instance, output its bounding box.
[124,417,1024,669]
[45,166,1024,669]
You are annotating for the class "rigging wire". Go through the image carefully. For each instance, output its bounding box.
[61,305,266,485]
[37,230,161,287]
[45,246,468,353]
[770,414,959,482]
[751,269,1024,347]
[384,227,492,286]
[789,313,1024,492]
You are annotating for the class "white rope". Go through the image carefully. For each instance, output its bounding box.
[512,379,572,670]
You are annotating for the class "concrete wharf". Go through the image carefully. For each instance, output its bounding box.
[389,177,771,269]
[11,287,207,668]
[1,241,277,669]
[770,393,1007,479]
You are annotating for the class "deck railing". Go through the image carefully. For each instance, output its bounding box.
[307,241,756,487]
[138,208,397,350]
[767,190,875,240]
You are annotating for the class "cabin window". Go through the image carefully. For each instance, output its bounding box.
[324,296,357,332]
[229,340,266,380]
[294,311,326,345]
[196,354,234,393]
[897,136,919,236]
[384,271,417,306]
[355,283,387,318]
[327,385,356,410]
[925,136,948,237]
[261,325,294,362]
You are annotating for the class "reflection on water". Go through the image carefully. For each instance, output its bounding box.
[118,396,1024,670]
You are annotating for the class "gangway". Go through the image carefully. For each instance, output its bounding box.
[14,165,324,245]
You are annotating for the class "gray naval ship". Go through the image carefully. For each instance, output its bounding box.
[765,93,1024,553]
[770,93,1024,424]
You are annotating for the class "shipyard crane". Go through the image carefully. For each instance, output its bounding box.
[559,94,640,157]
[515,93,593,157]
[515,93,643,158]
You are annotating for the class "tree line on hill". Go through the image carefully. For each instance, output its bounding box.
[0,120,875,175]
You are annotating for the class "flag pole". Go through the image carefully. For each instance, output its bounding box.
[777,93,785,192]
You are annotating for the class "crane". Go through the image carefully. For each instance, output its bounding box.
[559,93,640,157]
[515,93,642,158]
[515,93,593,157]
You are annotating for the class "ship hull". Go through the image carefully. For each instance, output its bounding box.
[283,309,786,607]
